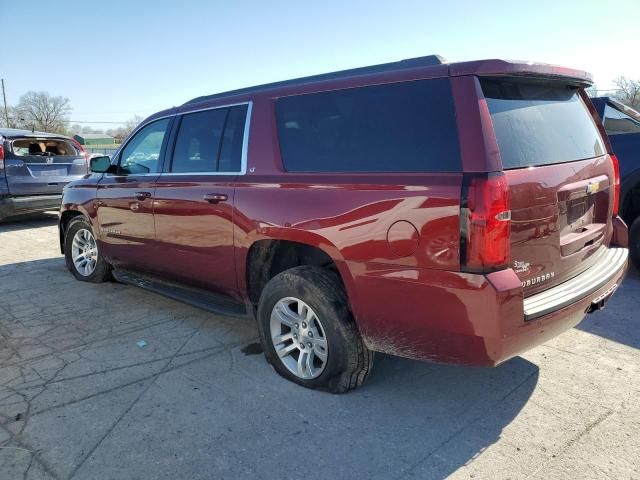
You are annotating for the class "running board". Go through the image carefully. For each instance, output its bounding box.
[112,269,250,318]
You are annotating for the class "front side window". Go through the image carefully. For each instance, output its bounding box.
[275,78,461,173]
[119,118,170,174]
[604,104,640,135]
[170,104,248,173]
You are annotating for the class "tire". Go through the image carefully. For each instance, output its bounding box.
[64,216,111,283]
[256,265,373,393]
[630,217,640,271]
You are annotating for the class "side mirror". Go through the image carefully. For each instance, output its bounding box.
[90,156,116,173]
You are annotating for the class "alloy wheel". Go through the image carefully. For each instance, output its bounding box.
[71,228,98,276]
[270,297,328,379]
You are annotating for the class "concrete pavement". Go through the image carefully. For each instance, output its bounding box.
[0,213,638,479]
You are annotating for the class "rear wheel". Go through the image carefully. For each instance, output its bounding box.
[630,217,640,271]
[64,217,111,282]
[256,266,373,393]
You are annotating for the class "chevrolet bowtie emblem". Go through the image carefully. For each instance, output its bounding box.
[586,181,599,194]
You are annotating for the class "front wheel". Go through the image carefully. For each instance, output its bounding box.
[256,266,373,393]
[64,217,111,283]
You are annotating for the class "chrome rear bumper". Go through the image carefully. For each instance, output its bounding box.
[523,247,628,321]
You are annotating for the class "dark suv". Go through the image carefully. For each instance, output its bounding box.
[1,128,89,221]
[591,97,640,268]
[59,56,629,392]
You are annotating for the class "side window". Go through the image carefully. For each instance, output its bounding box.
[604,104,640,135]
[170,104,248,174]
[119,119,170,174]
[171,109,227,173]
[275,79,461,172]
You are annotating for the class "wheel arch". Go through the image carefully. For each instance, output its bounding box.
[59,208,90,253]
[241,230,356,314]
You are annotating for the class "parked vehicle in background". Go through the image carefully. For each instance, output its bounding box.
[591,97,640,269]
[88,152,111,160]
[0,128,89,221]
[59,56,628,392]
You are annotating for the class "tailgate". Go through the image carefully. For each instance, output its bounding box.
[480,78,616,296]
[4,137,88,196]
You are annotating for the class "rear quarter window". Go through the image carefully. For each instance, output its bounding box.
[481,79,605,169]
[275,78,461,173]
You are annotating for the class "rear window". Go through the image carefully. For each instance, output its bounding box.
[12,138,79,157]
[275,78,461,173]
[481,79,605,169]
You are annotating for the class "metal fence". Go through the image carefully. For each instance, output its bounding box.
[84,146,119,157]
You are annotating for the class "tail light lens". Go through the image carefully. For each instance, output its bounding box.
[611,154,620,216]
[0,144,4,170]
[461,173,511,273]
[70,138,90,171]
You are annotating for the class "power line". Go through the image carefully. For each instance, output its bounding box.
[61,120,129,124]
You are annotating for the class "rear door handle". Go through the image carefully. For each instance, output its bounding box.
[135,191,152,201]
[203,193,228,204]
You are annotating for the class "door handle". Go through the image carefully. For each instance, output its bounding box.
[203,193,228,204]
[135,191,152,201]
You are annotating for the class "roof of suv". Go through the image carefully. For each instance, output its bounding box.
[182,55,593,108]
[0,127,70,139]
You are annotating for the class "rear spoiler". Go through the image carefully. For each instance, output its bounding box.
[450,59,593,87]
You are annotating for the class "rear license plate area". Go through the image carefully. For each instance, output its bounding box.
[566,197,593,227]
[29,167,68,176]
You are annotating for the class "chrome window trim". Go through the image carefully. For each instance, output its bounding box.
[163,101,252,176]
[105,101,252,177]
[180,100,250,116]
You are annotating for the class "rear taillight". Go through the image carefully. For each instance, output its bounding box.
[461,173,511,273]
[70,138,90,170]
[611,154,620,216]
[0,144,4,170]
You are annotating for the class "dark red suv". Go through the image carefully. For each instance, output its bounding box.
[59,55,629,392]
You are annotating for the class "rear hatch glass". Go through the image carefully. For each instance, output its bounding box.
[481,78,615,297]
[4,137,88,195]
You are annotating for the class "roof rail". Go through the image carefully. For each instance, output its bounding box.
[183,54,447,106]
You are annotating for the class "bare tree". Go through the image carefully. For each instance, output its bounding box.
[0,105,19,128]
[585,83,598,98]
[613,77,640,110]
[123,115,143,137]
[14,91,71,133]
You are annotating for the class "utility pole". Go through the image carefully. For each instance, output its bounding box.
[1,79,9,127]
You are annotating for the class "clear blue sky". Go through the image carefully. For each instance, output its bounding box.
[4,0,639,127]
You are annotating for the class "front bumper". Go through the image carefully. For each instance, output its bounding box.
[347,246,629,366]
[0,195,62,220]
